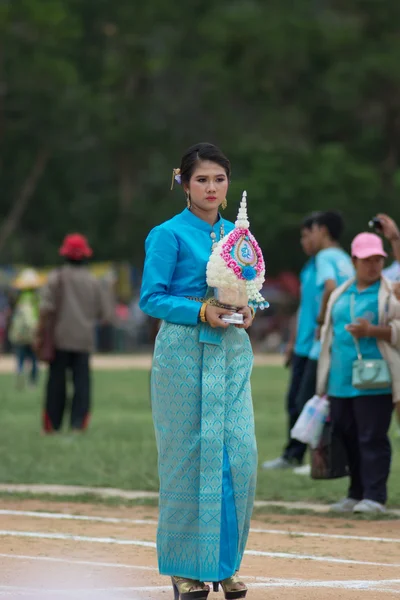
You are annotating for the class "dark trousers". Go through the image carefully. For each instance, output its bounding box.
[330,395,393,504]
[295,358,318,413]
[15,344,38,383]
[44,350,91,432]
[283,355,317,463]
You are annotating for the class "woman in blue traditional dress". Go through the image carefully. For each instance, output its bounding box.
[140,143,257,600]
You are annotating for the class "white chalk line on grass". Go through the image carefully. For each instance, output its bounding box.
[0,586,171,594]
[0,593,141,599]
[244,549,400,567]
[0,580,400,595]
[2,551,398,594]
[0,530,400,569]
[0,530,155,548]
[0,553,157,571]
[0,509,155,526]
[1,508,399,545]
[0,556,399,595]
[249,527,400,545]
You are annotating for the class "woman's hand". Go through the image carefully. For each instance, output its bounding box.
[235,306,254,330]
[347,319,393,343]
[346,319,371,338]
[205,304,233,329]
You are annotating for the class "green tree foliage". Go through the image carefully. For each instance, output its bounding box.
[1,0,400,273]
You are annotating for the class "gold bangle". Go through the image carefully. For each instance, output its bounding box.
[249,306,255,319]
[200,302,208,323]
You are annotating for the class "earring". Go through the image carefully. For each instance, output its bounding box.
[186,192,191,209]
[221,198,227,210]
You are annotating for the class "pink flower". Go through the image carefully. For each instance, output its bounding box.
[227,259,237,269]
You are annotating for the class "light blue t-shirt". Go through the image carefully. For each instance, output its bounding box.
[328,281,391,398]
[383,261,400,282]
[294,258,317,357]
[309,247,355,360]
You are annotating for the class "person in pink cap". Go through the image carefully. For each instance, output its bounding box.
[316,232,400,514]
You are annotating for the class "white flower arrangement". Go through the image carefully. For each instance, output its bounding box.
[206,191,268,309]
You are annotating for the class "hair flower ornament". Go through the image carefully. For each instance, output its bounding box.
[170,168,182,190]
[206,191,268,323]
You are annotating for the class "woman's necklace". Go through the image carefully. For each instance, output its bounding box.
[210,222,225,251]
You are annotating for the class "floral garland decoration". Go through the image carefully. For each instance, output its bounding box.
[207,191,268,310]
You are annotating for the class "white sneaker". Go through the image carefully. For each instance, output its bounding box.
[330,498,359,513]
[293,464,311,476]
[262,457,293,470]
[353,499,386,514]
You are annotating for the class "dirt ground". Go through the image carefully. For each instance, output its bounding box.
[0,499,399,599]
[1,354,398,597]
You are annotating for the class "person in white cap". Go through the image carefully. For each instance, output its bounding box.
[317,232,400,514]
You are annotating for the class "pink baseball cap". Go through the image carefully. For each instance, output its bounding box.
[351,232,387,259]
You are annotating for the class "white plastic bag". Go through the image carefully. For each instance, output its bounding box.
[291,395,329,449]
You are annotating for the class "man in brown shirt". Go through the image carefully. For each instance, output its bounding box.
[40,233,114,433]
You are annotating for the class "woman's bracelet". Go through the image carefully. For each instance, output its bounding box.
[200,302,208,323]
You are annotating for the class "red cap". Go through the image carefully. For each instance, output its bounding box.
[59,233,93,260]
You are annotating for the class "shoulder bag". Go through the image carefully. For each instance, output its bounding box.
[36,269,64,363]
[350,293,392,390]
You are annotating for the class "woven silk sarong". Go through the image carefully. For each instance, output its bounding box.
[151,322,257,581]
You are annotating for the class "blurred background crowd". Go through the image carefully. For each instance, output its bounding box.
[1,1,400,352]
[0,264,300,354]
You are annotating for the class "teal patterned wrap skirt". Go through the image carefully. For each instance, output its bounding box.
[151,321,257,582]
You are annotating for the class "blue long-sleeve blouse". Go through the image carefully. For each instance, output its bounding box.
[140,208,234,325]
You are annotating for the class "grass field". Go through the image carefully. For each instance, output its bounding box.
[0,366,399,506]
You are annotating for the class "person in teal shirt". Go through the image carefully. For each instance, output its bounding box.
[309,245,355,361]
[263,213,318,470]
[294,211,354,415]
[328,280,391,398]
[294,256,317,358]
[320,232,400,515]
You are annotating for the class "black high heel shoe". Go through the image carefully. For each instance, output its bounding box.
[171,576,210,600]
[213,574,248,599]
